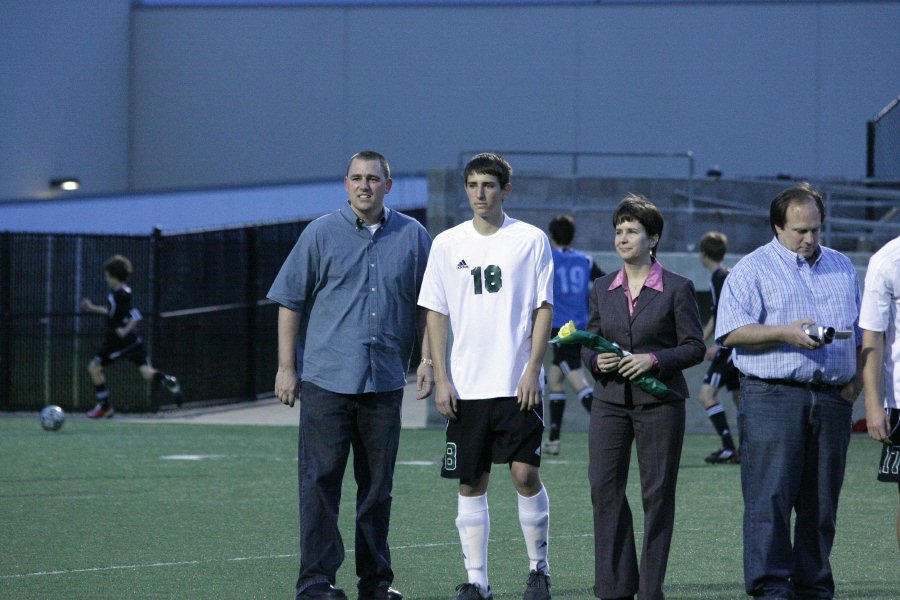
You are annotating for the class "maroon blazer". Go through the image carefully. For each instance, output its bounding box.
[580,267,705,405]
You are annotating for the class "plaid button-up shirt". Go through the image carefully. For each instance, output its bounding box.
[715,237,861,385]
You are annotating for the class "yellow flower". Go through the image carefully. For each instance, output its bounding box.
[559,320,576,339]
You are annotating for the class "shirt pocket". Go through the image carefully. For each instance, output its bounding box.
[322,259,354,290]
[814,270,857,330]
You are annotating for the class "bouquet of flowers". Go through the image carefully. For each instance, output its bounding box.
[550,320,673,399]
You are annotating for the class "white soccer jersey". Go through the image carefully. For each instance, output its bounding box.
[859,236,900,409]
[418,215,554,399]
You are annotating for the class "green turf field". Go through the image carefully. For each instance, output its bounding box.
[1,417,896,600]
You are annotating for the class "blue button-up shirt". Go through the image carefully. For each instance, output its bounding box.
[715,237,861,384]
[267,205,431,394]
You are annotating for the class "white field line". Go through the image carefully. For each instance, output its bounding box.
[1,534,596,580]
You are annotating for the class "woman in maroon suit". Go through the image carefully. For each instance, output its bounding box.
[581,194,705,600]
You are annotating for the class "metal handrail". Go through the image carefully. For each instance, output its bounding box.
[822,186,900,246]
[820,184,900,200]
[673,190,763,214]
[677,184,900,248]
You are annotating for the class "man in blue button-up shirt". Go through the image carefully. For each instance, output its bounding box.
[268,151,432,600]
[716,182,862,600]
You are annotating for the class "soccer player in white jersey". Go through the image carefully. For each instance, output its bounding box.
[859,234,900,550]
[418,153,554,600]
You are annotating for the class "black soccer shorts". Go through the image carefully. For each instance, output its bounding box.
[551,343,583,373]
[93,331,149,367]
[877,408,900,491]
[441,397,544,482]
[550,327,584,373]
[702,347,740,391]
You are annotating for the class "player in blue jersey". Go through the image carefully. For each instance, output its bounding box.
[543,215,604,455]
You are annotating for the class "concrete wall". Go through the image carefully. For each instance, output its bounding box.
[129,2,900,190]
[3,2,899,201]
[0,0,131,200]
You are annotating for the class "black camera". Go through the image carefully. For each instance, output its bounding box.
[802,324,836,344]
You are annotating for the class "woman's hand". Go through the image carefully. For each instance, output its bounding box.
[618,353,655,380]
[594,352,621,374]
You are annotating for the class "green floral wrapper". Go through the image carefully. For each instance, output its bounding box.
[550,320,673,399]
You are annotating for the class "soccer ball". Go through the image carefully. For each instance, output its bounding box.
[39,405,65,431]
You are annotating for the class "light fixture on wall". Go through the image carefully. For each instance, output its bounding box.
[705,165,723,180]
[49,177,80,192]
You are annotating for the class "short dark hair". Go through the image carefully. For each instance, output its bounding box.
[104,255,132,282]
[463,152,512,188]
[769,182,824,234]
[699,231,728,262]
[347,150,391,180]
[612,194,664,255]
[548,215,576,246]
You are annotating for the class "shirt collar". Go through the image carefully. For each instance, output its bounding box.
[608,259,664,292]
[769,236,822,268]
[467,212,510,235]
[341,204,389,230]
[645,260,664,291]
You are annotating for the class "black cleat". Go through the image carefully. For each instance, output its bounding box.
[522,570,551,600]
[705,448,740,464]
[454,583,492,600]
[162,374,183,406]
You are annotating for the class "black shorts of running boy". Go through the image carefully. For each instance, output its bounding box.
[93,331,149,367]
[441,397,544,482]
[550,327,583,373]
[702,347,740,391]
[877,408,900,490]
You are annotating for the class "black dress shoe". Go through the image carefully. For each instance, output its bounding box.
[298,583,349,599]
[385,587,402,600]
[358,585,402,600]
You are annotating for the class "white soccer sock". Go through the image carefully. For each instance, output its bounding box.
[705,402,725,417]
[456,493,490,593]
[518,485,550,574]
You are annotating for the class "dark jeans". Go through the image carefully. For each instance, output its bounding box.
[739,379,853,599]
[295,382,403,598]
[589,399,685,600]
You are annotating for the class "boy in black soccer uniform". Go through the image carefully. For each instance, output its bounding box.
[81,255,182,418]
[696,232,741,463]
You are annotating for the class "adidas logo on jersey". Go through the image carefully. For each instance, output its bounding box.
[456,260,469,269]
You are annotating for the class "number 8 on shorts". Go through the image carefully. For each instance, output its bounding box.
[444,442,458,471]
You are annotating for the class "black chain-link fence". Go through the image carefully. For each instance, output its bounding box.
[1,208,426,413]
[1,233,153,412]
[868,95,900,181]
